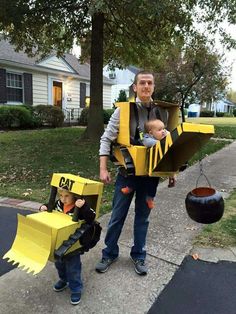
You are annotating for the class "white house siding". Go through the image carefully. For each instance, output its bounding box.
[32,73,48,105]
[103,84,113,109]
[38,56,75,73]
[64,78,80,109]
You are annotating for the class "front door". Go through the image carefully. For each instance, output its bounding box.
[53,81,62,108]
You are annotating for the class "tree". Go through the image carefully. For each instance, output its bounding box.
[116,90,128,102]
[0,0,235,140]
[153,36,229,121]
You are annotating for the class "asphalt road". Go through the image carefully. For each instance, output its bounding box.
[0,206,32,276]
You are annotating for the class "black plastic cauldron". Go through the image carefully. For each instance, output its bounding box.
[185,187,224,224]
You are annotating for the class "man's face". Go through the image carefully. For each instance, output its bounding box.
[133,74,155,102]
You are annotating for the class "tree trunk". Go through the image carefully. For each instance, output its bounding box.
[84,12,104,141]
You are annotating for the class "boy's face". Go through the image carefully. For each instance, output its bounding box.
[58,190,74,205]
[133,74,155,102]
[150,121,166,140]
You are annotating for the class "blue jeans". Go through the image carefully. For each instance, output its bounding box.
[102,174,159,260]
[55,254,83,293]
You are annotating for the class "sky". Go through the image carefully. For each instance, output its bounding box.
[72,22,236,91]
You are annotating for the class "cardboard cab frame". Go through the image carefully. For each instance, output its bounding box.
[3,173,103,275]
[112,101,214,177]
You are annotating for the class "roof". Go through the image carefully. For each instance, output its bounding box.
[0,39,112,84]
[127,65,141,75]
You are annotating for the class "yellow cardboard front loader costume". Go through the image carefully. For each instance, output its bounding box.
[112,101,214,177]
[3,173,103,275]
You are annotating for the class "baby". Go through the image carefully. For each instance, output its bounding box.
[142,118,169,147]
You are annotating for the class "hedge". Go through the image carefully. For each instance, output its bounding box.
[78,108,115,126]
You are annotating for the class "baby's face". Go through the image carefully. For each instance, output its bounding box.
[59,190,74,205]
[150,122,166,140]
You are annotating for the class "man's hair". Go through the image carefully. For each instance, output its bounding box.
[133,70,154,85]
[144,119,163,133]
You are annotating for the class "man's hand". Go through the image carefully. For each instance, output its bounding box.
[100,156,112,184]
[100,168,112,184]
[75,199,85,208]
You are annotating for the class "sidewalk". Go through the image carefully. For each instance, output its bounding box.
[0,140,236,314]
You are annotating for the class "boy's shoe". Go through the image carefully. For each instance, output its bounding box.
[130,257,148,276]
[95,257,117,273]
[53,280,68,292]
[70,292,81,305]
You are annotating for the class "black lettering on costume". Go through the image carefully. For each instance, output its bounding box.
[59,177,75,191]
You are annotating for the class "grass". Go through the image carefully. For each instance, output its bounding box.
[0,118,235,219]
[193,189,236,248]
[0,127,116,215]
[186,117,236,126]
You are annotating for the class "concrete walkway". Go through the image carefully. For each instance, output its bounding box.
[0,141,236,314]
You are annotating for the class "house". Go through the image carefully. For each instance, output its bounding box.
[0,39,113,122]
[208,99,236,114]
[103,65,140,104]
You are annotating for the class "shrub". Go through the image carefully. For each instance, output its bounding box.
[0,105,33,128]
[216,112,224,117]
[103,109,115,124]
[33,105,64,127]
[78,108,115,126]
[232,108,236,117]
[200,110,214,117]
[224,112,234,118]
[78,107,89,126]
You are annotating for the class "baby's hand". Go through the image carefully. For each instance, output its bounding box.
[39,204,47,211]
[75,199,85,208]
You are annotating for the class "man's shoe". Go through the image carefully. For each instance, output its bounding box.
[53,280,68,292]
[130,257,148,276]
[70,292,81,305]
[95,257,117,273]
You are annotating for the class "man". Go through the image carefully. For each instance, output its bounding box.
[96,70,171,276]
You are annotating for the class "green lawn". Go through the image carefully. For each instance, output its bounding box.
[0,127,116,215]
[0,120,235,217]
[186,117,236,126]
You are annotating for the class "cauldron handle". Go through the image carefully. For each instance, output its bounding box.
[196,173,211,188]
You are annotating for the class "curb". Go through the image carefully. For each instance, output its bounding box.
[0,197,41,211]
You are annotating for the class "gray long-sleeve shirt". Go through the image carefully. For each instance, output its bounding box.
[99,102,167,156]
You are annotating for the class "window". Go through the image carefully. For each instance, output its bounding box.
[109,72,116,79]
[6,72,23,102]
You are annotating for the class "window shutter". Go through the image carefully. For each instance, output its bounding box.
[23,73,33,105]
[80,82,86,108]
[0,68,7,103]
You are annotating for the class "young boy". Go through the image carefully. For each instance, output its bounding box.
[39,188,96,305]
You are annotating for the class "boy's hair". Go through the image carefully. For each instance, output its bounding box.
[144,119,163,133]
[133,70,154,85]
[57,187,81,200]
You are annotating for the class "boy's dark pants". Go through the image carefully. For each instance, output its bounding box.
[55,253,83,293]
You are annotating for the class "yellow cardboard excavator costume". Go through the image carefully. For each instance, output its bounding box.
[112,101,214,177]
[4,173,103,275]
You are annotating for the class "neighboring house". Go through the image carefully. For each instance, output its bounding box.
[206,99,236,114]
[0,39,113,122]
[103,65,140,104]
